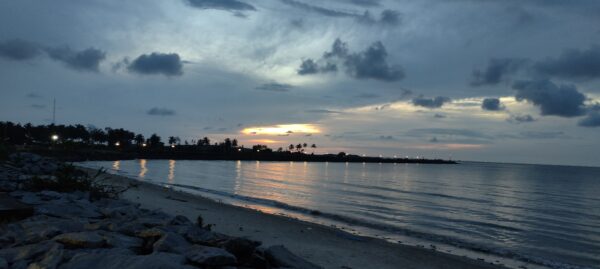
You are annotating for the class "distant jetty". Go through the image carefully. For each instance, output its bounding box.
[22,146,457,164]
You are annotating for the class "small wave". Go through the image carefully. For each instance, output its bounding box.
[167,182,592,269]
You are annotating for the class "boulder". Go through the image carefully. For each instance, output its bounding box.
[0,241,55,264]
[185,245,237,267]
[53,231,105,249]
[59,251,194,269]
[152,232,190,254]
[184,226,228,246]
[27,243,64,269]
[169,215,192,226]
[223,237,261,262]
[265,245,322,269]
[101,231,143,250]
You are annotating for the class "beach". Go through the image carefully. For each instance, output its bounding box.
[82,166,505,269]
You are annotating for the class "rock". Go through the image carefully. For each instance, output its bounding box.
[60,251,194,269]
[184,226,228,246]
[38,191,63,201]
[135,228,164,239]
[265,245,322,269]
[185,245,237,267]
[0,257,7,269]
[102,232,143,250]
[53,231,105,249]
[36,199,102,219]
[0,241,54,264]
[100,205,140,220]
[153,232,190,254]
[27,243,63,269]
[19,216,86,244]
[223,237,261,262]
[169,215,192,226]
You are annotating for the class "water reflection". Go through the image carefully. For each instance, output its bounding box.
[112,160,120,171]
[168,160,176,183]
[138,159,148,179]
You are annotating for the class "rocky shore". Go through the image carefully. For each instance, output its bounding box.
[0,153,322,269]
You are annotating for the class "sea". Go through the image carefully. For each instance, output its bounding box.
[79,160,600,269]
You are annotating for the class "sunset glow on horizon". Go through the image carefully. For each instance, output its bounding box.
[241,124,321,136]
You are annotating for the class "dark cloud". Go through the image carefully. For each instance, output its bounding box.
[470,58,527,86]
[407,128,491,139]
[578,111,600,127]
[507,114,536,123]
[127,53,183,76]
[299,39,404,81]
[481,98,505,111]
[185,0,256,11]
[429,137,439,143]
[434,113,446,118]
[412,96,451,109]
[45,46,106,72]
[305,109,343,114]
[0,39,41,61]
[280,0,354,17]
[357,10,402,26]
[147,107,176,116]
[379,135,394,140]
[499,131,568,140]
[255,83,293,92]
[512,79,587,117]
[345,0,380,7]
[534,45,600,81]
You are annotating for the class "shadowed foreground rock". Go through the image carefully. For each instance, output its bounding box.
[0,153,323,269]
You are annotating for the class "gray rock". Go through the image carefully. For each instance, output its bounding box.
[185,245,237,266]
[184,226,227,246]
[19,216,86,244]
[153,232,190,254]
[53,231,105,249]
[135,228,164,239]
[102,232,143,250]
[169,215,192,226]
[0,257,7,269]
[0,241,54,263]
[60,251,194,269]
[36,199,102,219]
[27,243,63,269]
[265,245,322,269]
[224,237,261,261]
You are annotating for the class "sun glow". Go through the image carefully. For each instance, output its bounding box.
[241,124,321,135]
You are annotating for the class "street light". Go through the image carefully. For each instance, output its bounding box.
[115,142,120,146]
[51,134,59,141]
[142,143,147,147]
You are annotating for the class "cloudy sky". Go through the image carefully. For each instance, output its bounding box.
[1,0,600,166]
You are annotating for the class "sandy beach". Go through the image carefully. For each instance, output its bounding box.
[80,167,506,269]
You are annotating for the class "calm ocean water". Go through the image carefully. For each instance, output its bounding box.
[79,160,600,269]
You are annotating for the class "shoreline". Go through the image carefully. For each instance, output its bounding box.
[78,166,508,269]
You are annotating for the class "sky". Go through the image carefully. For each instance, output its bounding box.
[1,0,600,167]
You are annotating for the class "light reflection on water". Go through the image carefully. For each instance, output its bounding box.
[85,159,600,269]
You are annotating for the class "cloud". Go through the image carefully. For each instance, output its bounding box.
[481,98,505,111]
[185,0,256,11]
[255,83,293,92]
[507,114,536,123]
[434,113,446,118]
[127,53,183,76]
[379,135,394,140]
[470,58,527,86]
[147,107,176,116]
[406,128,491,139]
[280,0,354,17]
[412,96,451,108]
[354,93,379,99]
[578,111,600,127]
[429,137,439,143]
[305,109,343,114]
[512,79,587,117]
[0,39,41,61]
[298,38,404,81]
[344,0,380,7]
[45,46,106,72]
[357,10,402,26]
[534,45,600,80]
[26,93,41,98]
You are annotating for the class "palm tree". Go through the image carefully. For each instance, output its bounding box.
[288,144,294,152]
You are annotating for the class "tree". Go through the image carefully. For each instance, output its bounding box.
[296,143,303,152]
[288,144,294,152]
[232,139,238,147]
[148,134,162,147]
[89,128,107,145]
[134,134,145,146]
[168,136,180,145]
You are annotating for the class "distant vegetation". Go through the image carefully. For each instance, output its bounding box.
[0,121,455,164]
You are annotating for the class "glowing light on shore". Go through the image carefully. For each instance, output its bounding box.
[241,124,321,135]
[51,134,59,141]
